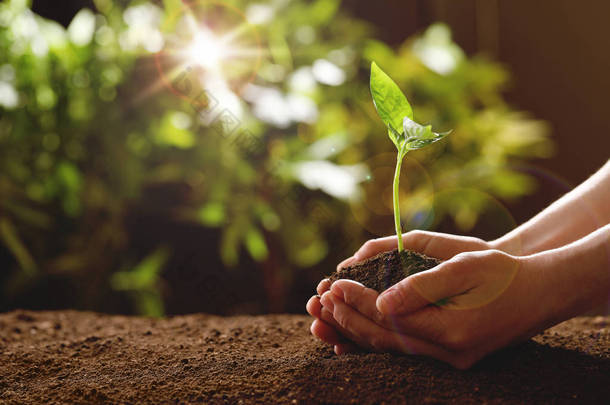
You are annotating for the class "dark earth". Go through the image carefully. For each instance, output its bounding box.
[1,310,609,404]
[329,249,441,292]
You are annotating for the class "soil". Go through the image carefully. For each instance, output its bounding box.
[1,310,609,404]
[329,249,441,292]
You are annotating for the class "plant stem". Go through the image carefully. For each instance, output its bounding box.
[393,149,404,252]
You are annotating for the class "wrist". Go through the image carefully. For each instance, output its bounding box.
[488,234,525,256]
[524,226,610,324]
[521,253,574,328]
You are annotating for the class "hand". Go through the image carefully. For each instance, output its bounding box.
[337,230,491,270]
[307,230,492,355]
[310,250,559,369]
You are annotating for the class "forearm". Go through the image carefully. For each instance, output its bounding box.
[526,223,610,324]
[492,160,610,255]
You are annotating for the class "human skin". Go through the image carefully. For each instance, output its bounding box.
[306,160,610,368]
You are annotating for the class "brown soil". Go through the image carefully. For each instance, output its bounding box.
[329,249,441,292]
[1,310,609,404]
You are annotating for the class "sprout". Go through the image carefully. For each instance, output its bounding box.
[369,62,450,252]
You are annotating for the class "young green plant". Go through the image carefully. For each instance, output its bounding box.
[369,62,450,252]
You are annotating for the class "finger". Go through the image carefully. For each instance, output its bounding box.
[334,342,358,355]
[336,256,356,270]
[332,280,442,343]
[351,231,458,262]
[306,295,323,318]
[319,307,363,347]
[352,238,397,262]
[377,257,476,315]
[330,280,384,324]
[319,296,363,344]
[308,295,354,344]
[402,231,488,260]
[322,293,388,350]
[310,319,345,345]
[317,279,331,295]
[383,305,446,344]
[351,231,483,264]
[328,293,455,359]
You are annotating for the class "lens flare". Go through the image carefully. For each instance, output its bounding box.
[153,0,264,102]
[186,29,227,69]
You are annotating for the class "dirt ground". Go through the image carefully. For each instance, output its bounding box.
[1,310,609,404]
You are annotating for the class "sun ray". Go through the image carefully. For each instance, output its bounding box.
[186,28,227,69]
[129,65,185,106]
[219,22,255,45]
[154,1,266,97]
[223,46,266,59]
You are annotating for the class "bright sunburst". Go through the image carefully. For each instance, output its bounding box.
[153,1,264,101]
[177,6,262,77]
[185,28,227,70]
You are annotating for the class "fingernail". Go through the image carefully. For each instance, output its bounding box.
[337,259,353,271]
[320,292,334,312]
[321,307,333,320]
[331,284,343,299]
[377,288,401,314]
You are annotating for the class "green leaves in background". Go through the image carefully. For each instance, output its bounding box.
[0,0,553,316]
[244,227,269,262]
[198,202,226,227]
[0,218,37,276]
[110,248,169,317]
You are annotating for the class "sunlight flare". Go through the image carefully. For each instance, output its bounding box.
[186,29,226,69]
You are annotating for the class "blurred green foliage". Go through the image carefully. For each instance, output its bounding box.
[110,247,169,317]
[0,0,552,316]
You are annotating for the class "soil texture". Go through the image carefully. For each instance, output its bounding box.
[1,310,609,404]
[329,249,441,292]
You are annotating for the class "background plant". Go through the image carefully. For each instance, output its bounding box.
[0,0,552,316]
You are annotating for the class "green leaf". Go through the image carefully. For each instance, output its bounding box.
[244,227,269,262]
[198,202,225,227]
[370,62,413,139]
[311,0,341,24]
[386,129,398,148]
[0,217,37,276]
[110,248,169,290]
[220,223,240,267]
[403,117,450,150]
[155,111,195,149]
[134,291,164,318]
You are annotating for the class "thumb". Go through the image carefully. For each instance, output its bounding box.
[402,231,488,260]
[376,254,475,315]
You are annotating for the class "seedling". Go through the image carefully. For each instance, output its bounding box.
[369,62,450,252]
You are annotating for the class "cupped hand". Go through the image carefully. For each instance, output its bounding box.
[307,230,492,355]
[309,249,557,369]
[337,230,491,270]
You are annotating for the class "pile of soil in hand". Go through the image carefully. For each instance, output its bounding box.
[329,249,441,292]
[1,310,609,404]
